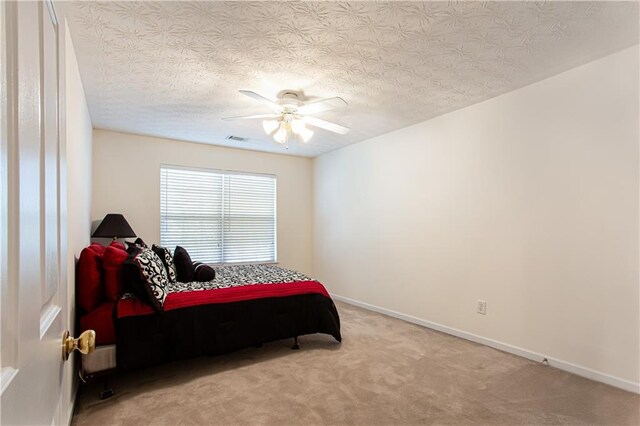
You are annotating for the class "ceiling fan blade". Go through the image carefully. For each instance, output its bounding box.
[221,113,281,121]
[297,97,348,115]
[302,116,350,135]
[239,90,283,112]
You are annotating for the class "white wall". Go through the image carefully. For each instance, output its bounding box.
[92,130,314,275]
[314,46,639,389]
[65,24,93,335]
[63,21,93,423]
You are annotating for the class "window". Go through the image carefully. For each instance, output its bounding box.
[160,165,277,264]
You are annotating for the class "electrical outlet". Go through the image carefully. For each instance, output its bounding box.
[477,300,487,315]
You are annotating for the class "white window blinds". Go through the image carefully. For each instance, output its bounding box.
[160,166,276,264]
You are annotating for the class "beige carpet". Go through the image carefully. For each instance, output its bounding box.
[72,301,639,425]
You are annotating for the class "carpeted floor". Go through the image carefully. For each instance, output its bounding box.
[72,301,639,425]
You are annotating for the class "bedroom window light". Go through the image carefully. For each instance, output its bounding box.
[160,165,277,264]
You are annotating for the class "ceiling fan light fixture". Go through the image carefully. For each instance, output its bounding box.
[299,127,313,143]
[273,123,288,144]
[224,89,350,146]
[291,119,305,134]
[262,119,279,135]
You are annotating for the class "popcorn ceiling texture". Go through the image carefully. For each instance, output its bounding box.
[66,1,638,157]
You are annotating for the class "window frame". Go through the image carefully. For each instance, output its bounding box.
[159,164,278,266]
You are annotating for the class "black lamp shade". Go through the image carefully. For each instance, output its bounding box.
[92,214,136,239]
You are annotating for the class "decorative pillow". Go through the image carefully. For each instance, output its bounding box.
[122,248,146,299]
[126,237,148,253]
[77,245,104,312]
[88,242,106,256]
[173,246,195,283]
[125,247,168,310]
[103,244,129,301]
[109,241,126,251]
[193,262,215,282]
[152,244,177,284]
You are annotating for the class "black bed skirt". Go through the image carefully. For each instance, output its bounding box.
[115,293,342,372]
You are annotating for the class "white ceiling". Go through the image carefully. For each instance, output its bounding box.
[66,1,639,157]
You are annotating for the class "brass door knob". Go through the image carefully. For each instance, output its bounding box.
[62,329,96,361]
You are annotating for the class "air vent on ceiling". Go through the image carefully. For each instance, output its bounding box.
[225,135,248,142]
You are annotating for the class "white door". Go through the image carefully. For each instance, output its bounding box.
[1,1,68,424]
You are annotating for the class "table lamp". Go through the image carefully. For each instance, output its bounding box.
[91,213,136,241]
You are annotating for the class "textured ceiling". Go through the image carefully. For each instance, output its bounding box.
[65,1,639,157]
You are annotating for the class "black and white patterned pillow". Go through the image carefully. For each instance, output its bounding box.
[152,244,177,284]
[131,248,168,310]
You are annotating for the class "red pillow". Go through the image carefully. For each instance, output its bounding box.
[77,246,104,312]
[109,241,126,251]
[103,244,129,301]
[88,242,106,256]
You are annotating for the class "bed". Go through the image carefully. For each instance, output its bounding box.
[81,264,341,375]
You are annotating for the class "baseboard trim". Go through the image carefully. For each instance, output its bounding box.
[331,293,640,394]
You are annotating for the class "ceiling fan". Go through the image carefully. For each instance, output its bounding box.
[222,90,349,144]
